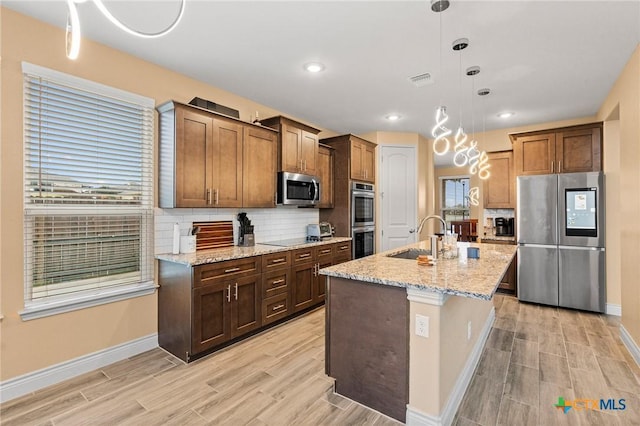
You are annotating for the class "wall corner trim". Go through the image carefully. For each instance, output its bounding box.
[406,307,496,425]
[0,333,158,403]
[407,288,450,306]
[620,324,640,367]
[606,303,622,316]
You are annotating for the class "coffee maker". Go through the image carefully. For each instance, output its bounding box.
[495,217,514,236]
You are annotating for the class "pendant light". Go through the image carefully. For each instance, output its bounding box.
[452,38,469,167]
[431,0,452,156]
[65,0,186,60]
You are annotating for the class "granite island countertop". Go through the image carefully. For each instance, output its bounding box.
[319,240,516,300]
[156,237,352,266]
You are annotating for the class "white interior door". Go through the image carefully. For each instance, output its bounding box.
[380,145,417,251]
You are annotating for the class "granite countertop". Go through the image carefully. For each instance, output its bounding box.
[319,240,517,300]
[156,237,352,266]
[479,235,516,244]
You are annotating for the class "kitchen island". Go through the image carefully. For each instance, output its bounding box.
[320,241,516,425]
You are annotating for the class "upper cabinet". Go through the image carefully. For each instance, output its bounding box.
[321,134,376,184]
[158,101,277,208]
[511,123,602,176]
[483,151,515,209]
[260,116,321,175]
[317,144,334,208]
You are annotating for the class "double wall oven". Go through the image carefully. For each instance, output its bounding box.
[351,182,375,258]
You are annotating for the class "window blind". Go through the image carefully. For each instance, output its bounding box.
[22,63,154,310]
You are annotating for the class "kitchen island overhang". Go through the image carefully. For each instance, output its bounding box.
[320,241,517,425]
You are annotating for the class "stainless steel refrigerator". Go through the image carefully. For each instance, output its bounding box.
[517,172,605,313]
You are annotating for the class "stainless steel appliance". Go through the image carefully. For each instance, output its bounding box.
[307,222,333,240]
[517,172,605,312]
[352,226,375,258]
[277,171,320,206]
[351,182,375,258]
[351,182,375,227]
[495,217,514,236]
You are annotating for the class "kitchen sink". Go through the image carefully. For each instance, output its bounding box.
[385,248,431,260]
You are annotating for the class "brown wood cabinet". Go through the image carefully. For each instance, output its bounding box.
[260,116,321,175]
[157,101,278,208]
[511,123,602,176]
[317,144,334,208]
[320,134,377,184]
[243,126,278,207]
[481,240,517,294]
[158,240,352,362]
[483,151,516,209]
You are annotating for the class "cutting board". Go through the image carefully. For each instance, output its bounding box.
[193,221,234,250]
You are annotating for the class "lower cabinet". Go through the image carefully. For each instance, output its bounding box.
[158,240,352,362]
[498,253,517,295]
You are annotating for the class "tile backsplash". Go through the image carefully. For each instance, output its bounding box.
[482,208,515,236]
[155,206,320,255]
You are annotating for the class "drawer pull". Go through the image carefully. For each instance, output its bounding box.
[271,279,285,285]
[299,253,311,258]
[271,258,286,263]
[224,267,241,273]
[273,304,285,311]
[339,245,348,250]
[320,249,331,254]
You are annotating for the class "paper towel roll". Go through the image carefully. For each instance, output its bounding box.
[172,223,180,254]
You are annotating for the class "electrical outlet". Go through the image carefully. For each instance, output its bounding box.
[467,321,472,340]
[416,314,429,338]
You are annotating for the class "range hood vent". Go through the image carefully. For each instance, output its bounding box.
[408,72,433,87]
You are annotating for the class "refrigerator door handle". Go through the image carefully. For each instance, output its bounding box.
[518,243,557,249]
[558,245,605,251]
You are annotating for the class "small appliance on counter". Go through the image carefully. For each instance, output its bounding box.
[237,212,254,246]
[307,222,334,241]
[494,217,514,236]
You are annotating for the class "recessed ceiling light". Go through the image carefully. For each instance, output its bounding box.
[498,112,515,119]
[304,62,325,73]
[385,114,401,121]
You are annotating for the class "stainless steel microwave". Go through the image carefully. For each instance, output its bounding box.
[277,171,320,206]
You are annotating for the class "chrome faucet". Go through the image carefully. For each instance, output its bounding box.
[414,215,447,260]
[416,215,447,235]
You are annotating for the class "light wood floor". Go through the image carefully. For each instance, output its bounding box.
[455,294,640,426]
[2,296,639,425]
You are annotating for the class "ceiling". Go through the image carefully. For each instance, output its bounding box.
[4,1,640,166]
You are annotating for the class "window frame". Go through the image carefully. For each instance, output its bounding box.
[20,62,156,321]
[440,175,471,224]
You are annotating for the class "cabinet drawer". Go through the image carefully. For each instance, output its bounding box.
[292,247,315,264]
[262,251,291,271]
[194,257,261,287]
[263,269,291,298]
[334,253,352,265]
[262,293,290,325]
[334,241,352,256]
[315,245,334,259]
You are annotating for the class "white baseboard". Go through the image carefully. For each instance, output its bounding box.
[406,307,496,426]
[606,303,622,316]
[620,325,640,367]
[0,333,158,403]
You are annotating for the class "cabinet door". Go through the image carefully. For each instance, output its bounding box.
[363,143,376,183]
[350,140,364,180]
[281,124,302,172]
[556,127,601,173]
[243,126,277,207]
[300,130,318,175]
[317,146,334,208]
[484,151,515,208]
[192,282,231,354]
[514,133,556,175]
[230,275,262,338]
[498,253,517,294]
[212,118,243,207]
[175,106,213,207]
[314,258,332,304]
[291,262,315,312]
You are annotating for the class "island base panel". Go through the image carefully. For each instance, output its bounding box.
[327,277,408,423]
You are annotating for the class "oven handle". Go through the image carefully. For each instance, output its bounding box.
[351,190,375,198]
